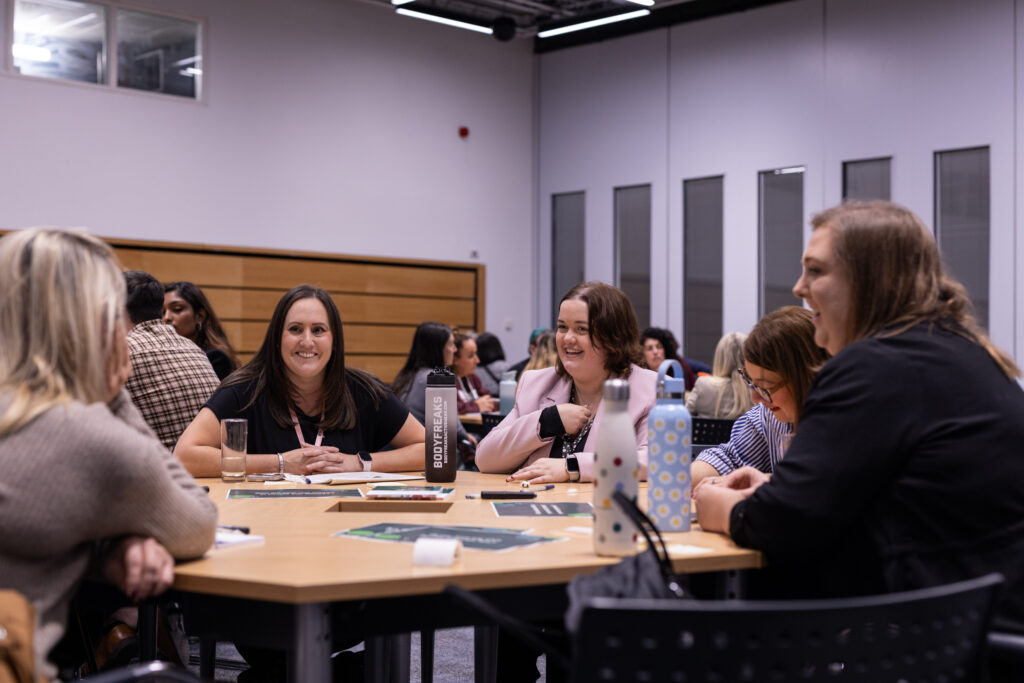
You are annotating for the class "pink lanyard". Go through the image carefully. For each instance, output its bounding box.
[289,407,324,448]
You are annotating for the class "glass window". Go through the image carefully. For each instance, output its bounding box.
[843,156,891,200]
[12,0,107,85]
[683,176,724,367]
[759,166,804,315]
[552,192,585,322]
[117,8,200,99]
[935,146,990,330]
[614,184,651,329]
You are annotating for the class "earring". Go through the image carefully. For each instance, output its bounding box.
[197,321,203,332]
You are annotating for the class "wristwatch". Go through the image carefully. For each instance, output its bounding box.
[565,454,580,482]
[358,451,373,472]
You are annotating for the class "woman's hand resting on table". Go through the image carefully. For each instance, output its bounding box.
[507,457,570,485]
[693,466,770,534]
[279,443,358,474]
[475,395,498,413]
[105,536,174,603]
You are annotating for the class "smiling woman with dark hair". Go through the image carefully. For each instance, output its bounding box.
[163,281,239,380]
[476,281,656,484]
[175,284,425,478]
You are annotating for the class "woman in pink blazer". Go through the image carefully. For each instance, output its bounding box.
[476,281,657,484]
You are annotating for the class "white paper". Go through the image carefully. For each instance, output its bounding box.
[214,531,265,549]
[282,472,424,485]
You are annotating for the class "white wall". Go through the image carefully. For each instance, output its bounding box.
[0,0,536,356]
[538,0,1022,364]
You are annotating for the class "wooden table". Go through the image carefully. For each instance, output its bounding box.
[174,472,761,681]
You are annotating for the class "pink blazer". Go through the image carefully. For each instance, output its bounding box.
[475,364,657,481]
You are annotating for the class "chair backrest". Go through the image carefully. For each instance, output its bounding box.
[83,660,200,682]
[692,417,734,446]
[479,412,504,437]
[572,573,1003,682]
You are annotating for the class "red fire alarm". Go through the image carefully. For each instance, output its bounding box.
[458,126,469,139]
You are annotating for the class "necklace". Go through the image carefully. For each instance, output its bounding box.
[560,382,594,457]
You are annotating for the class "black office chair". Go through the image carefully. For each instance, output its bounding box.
[479,412,505,437]
[692,417,734,448]
[571,573,1003,682]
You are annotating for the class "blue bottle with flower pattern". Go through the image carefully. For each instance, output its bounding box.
[647,359,692,531]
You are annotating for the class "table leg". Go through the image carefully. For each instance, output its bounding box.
[198,638,216,679]
[473,625,497,683]
[366,634,411,683]
[288,603,331,682]
[420,629,434,683]
[137,600,158,661]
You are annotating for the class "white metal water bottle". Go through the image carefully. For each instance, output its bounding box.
[593,378,639,557]
[499,370,517,415]
[647,359,692,531]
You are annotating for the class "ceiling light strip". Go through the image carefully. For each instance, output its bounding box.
[537,9,650,38]
[396,8,493,34]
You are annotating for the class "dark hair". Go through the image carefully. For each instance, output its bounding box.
[810,200,1019,378]
[163,281,239,368]
[124,270,164,324]
[640,327,681,363]
[475,332,505,365]
[555,281,641,378]
[391,321,452,400]
[224,284,383,430]
[453,332,472,355]
[743,306,830,427]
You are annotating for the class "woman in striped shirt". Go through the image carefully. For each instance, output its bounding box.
[692,306,829,487]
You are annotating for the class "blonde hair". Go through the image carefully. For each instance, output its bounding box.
[711,332,751,419]
[524,331,557,372]
[0,228,125,435]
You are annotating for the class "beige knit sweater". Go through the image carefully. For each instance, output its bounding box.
[0,389,218,679]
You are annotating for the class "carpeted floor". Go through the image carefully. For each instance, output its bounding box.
[187,628,547,681]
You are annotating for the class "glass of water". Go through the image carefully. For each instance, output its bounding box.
[220,418,248,482]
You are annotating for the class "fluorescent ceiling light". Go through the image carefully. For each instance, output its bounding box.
[774,166,805,175]
[172,55,201,67]
[181,67,202,76]
[537,9,649,38]
[12,43,52,62]
[625,0,654,6]
[396,8,492,34]
[391,0,415,5]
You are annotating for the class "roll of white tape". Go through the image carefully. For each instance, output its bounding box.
[413,537,462,566]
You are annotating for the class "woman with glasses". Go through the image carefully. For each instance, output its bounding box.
[691,306,829,487]
[695,202,1024,657]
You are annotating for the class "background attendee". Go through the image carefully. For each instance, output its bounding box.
[0,228,216,679]
[123,270,220,451]
[477,281,656,484]
[641,327,696,390]
[175,285,424,477]
[163,281,239,380]
[691,307,829,487]
[686,331,751,419]
[391,321,478,457]
[507,327,550,380]
[695,201,1024,648]
[453,332,498,414]
[475,331,510,396]
[522,330,557,373]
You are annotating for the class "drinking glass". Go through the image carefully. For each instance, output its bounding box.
[220,418,248,482]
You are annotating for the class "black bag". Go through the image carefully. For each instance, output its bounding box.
[564,490,689,633]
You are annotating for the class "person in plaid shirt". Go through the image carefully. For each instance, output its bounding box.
[123,271,221,451]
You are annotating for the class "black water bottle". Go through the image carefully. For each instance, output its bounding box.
[425,368,458,482]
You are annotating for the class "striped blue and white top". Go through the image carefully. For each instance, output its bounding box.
[695,403,793,475]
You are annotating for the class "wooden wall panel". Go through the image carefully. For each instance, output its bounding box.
[96,237,485,384]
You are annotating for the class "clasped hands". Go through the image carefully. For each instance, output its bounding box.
[506,402,593,485]
[281,443,362,474]
[693,466,770,534]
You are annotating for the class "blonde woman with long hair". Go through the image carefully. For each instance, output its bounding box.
[685,332,751,419]
[0,228,216,679]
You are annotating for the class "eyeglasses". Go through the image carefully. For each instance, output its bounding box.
[738,366,779,405]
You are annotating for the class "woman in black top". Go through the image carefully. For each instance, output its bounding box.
[163,281,239,380]
[695,201,1024,636]
[176,284,425,477]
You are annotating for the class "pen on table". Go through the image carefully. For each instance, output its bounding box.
[217,524,250,534]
